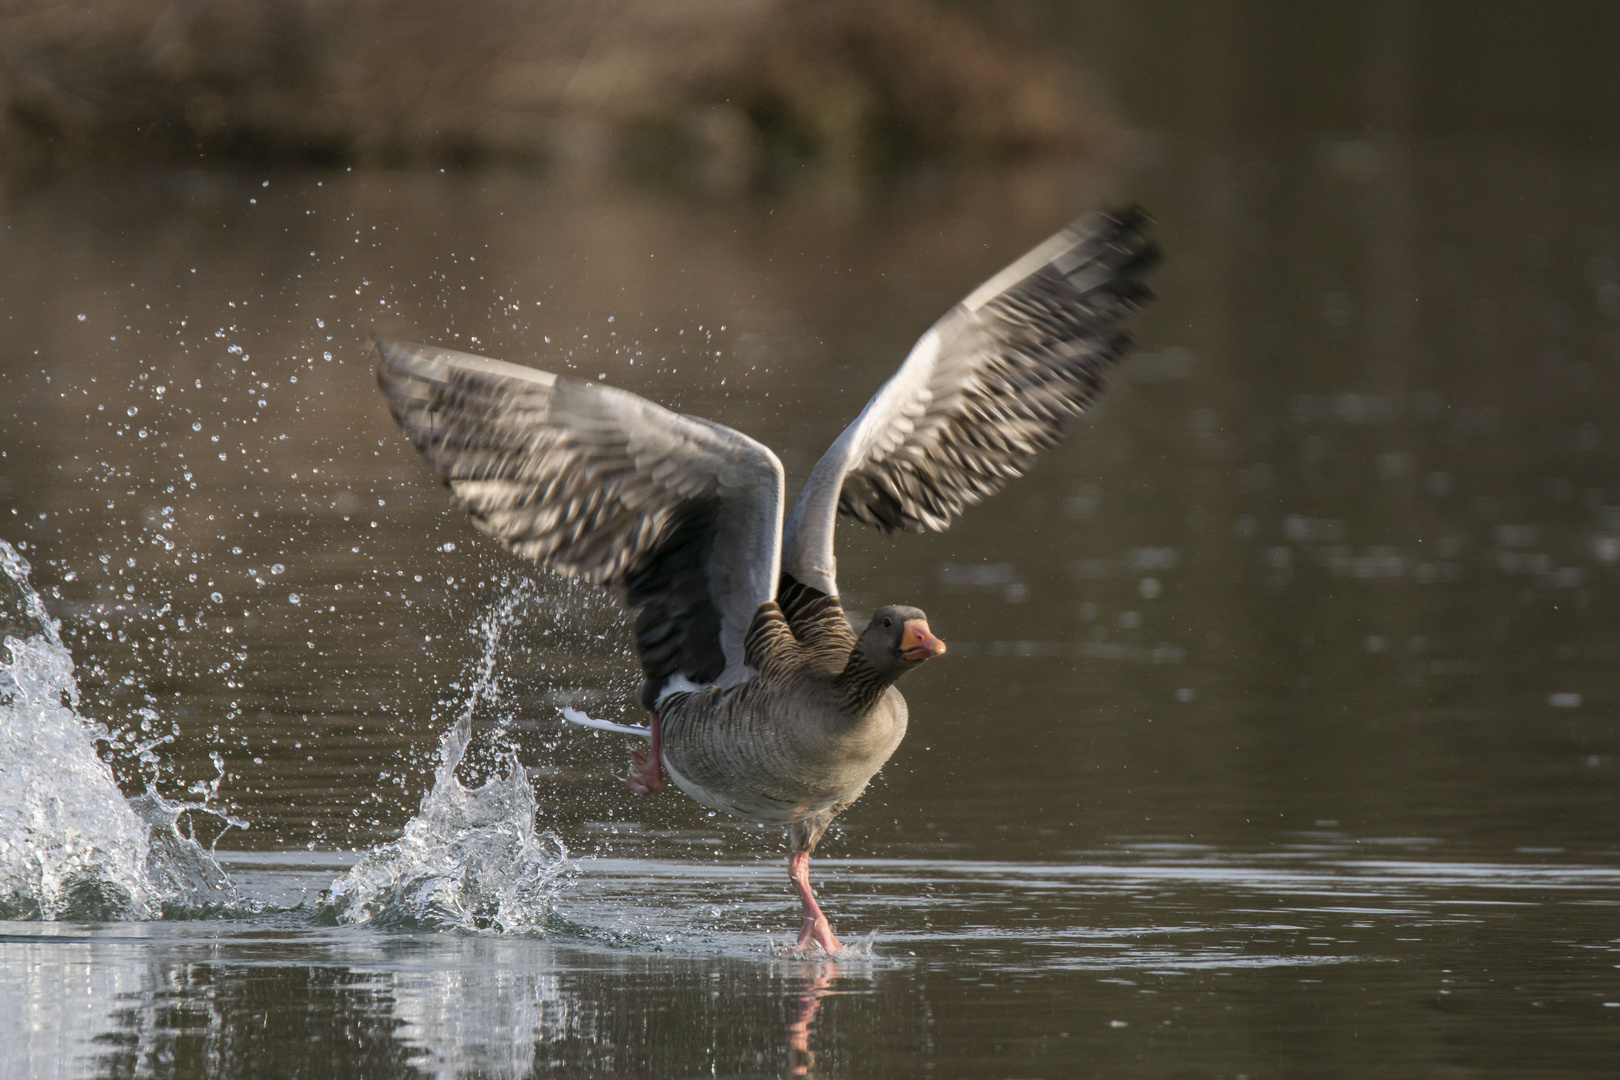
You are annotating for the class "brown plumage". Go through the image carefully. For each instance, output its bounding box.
[374,207,1156,953]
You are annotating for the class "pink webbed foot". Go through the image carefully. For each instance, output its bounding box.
[625,711,663,795]
[788,850,843,955]
[795,913,843,955]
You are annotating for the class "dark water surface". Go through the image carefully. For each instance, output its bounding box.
[5,849,1620,1077]
[7,8,1620,1076]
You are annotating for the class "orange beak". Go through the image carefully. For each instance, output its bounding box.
[900,619,947,661]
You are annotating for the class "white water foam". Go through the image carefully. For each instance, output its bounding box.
[1,540,582,927]
[0,541,235,920]
[324,586,572,931]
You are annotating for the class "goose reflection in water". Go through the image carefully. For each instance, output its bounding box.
[786,961,841,1077]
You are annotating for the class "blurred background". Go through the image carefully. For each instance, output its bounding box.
[4,3,1620,1073]
[3,0,1616,854]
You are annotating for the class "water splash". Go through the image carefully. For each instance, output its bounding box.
[0,541,236,920]
[324,585,571,931]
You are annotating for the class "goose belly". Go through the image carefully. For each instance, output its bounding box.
[657,687,908,827]
[661,757,817,824]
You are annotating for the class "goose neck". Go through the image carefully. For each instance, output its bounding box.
[835,647,898,715]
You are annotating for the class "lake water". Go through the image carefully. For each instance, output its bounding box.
[5,9,1620,1076]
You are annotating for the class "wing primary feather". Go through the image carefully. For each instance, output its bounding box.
[781,208,1157,590]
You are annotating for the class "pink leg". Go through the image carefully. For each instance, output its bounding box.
[789,850,842,954]
[626,711,663,795]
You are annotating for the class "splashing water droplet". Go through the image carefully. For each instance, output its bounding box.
[323,584,571,931]
[0,541,238,919]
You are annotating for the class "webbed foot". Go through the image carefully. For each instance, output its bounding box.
[793,913,843,955]
[625,711,663,795]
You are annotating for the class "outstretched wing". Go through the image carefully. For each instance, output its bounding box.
[781,207,1156,596]
[376,339,784,701]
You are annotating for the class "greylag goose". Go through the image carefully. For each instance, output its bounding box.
[375,207,1156,953]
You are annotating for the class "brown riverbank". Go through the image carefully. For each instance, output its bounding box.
[0,0,1112,185]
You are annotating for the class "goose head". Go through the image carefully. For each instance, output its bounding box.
[856,604,947,680]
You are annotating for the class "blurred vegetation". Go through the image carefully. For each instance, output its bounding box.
[0,0,1110,186]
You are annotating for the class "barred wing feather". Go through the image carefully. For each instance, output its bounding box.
[375,339,784,695]
[782,208,1156,596]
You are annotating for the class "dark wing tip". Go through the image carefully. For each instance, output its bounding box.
[1068,204,1162,295]
[373,336,432,395]
[372,336,438,377]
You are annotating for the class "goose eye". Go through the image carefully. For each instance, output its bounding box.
[882,617,892,628]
